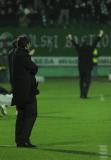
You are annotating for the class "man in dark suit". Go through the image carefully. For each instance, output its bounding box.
[8,38,18,85]
[10,35,39,148]
[67,30,104,98]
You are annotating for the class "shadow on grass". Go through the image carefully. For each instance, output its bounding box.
[0,114,72,120]
[0,144,111,158]
[39,140,83,147]
[41,148,111,158]
[0,141,82,148]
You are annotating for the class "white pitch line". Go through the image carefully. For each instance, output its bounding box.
[0,144,87,148]
[0,144,109,147]
[0,145,15,147]
[99,145,108,160]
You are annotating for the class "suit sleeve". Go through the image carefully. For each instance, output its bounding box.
[22,54,38,75]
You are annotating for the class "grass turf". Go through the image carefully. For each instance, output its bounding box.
[0,78,111,160]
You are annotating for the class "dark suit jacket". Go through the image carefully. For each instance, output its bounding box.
[11,48,39,106]
[8,48,16,85]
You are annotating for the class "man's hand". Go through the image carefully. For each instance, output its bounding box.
[98,30,104,37]
[67,34,73,40]
[0,66,6,71]
[29,49,35,56]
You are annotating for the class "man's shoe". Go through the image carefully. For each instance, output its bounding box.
[17,142,37,148]
[26,141,37,148]
[27,143,37,148]
[80,95,87,99]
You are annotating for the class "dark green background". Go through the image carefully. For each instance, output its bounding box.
[0,23,111,57]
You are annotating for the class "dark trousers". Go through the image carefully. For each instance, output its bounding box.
[79,69,91,98]
[15,97,37,144]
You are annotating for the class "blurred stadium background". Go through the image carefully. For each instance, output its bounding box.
[0,0,111,81]
[0,0,111,160]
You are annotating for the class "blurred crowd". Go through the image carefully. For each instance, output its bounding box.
[0,0,111,27]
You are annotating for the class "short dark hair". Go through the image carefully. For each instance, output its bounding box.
[18,35,31,48]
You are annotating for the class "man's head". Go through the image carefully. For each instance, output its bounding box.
[17,35,31,49]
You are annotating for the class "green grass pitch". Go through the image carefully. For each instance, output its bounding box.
[0,78,111,160]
